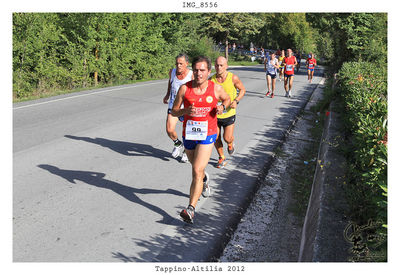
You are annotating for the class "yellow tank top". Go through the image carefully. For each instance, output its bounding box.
[211,72,237,119]
[279,56,285,68]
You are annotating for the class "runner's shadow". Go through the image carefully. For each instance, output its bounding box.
[38,164,188,225]
[65,135,170,161]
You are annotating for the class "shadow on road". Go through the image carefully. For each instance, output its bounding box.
[64,135,171,161]
[111,167,256,262]
[242,90,266,99]
[38,164,188,225]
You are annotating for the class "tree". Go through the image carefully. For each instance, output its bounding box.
[201,13,263,60]
[306,13,387,70]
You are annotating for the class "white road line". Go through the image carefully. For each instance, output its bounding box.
[13,81,164,110]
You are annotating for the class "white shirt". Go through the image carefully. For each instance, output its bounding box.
[168,68,193,109]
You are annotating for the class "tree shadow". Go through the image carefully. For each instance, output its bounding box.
[38,164,188,225]
[65,135,171,161]
[242,90,266,99]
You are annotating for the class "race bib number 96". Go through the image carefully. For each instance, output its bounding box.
[185,120,208,140]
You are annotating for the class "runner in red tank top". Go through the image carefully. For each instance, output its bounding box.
[182,80,218,138]
[306,53,317,83]
[282,48,298,98]
[171,56,230,224]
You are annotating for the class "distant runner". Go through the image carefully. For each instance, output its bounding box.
[278,49,285,81]
[282,48,298,98]
[306,53,317,83]
[211,56,246,168]
[163,54,193,162]
[264,52,280,98]
[295,51,301,72]
[171,56,230,224]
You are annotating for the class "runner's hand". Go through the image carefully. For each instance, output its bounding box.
[216,105,224,115]
[163,94,169,104]
[188,103,196,116]
[230,100,237,109]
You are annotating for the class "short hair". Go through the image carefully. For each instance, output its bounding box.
[192,56,211,71]
[175,53,189,63]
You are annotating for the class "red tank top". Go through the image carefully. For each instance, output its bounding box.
[183,80,218,137]
[284,56,296,75]
[307,58,316,69]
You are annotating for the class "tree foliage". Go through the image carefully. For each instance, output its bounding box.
[13,12,387,100]
[200,13,264,59]
[306,13,387,70]
[12,13,214,99]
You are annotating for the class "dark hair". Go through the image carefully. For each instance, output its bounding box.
[176,53,189,63]
[192,56,211,71]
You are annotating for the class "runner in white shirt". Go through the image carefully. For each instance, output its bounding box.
[163,54,193,162]
[264,52,280,98]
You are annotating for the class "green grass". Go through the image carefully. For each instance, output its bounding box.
[228,60,261,66]
[288,82,334,218]
[287,113,324,218]
[13,76,167,103]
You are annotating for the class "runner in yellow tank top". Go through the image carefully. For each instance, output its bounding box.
[210,56,246,168]
[278,49,285,81]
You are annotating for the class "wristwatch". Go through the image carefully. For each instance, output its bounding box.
[234,99,239,104]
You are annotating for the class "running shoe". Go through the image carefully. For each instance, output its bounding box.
[216,156,227,168]
[202,171,211,197]
[288,90,292,98]
[271,93,274,98]
[181,152,189,163]
[285,91,289,97]
[180,205,195,224]
[228,143,235,155]
[266,91,271,97]
[172,143,184,158]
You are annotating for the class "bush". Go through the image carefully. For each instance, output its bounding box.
[186,36,220,63]
[337,61,387,260]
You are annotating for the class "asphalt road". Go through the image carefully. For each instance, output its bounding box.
[13,63,323,262]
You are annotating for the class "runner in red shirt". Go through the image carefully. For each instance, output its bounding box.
[306,53,317,83]
[282,48,298,98]
[172,56,230,224]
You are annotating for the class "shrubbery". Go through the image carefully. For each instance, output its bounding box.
[12,13,219,101]
[337,61,387,257]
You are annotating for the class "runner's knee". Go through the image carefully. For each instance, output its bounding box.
[192,166,205,180]
[223,134,234,144]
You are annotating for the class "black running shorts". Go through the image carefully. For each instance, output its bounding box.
[217,115,236,128]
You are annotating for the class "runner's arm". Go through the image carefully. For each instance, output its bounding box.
[171,84,192,117]
[163,69,173,104]
[231,74,246,109]
[274,59,280,69]
[214,84,231,115]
